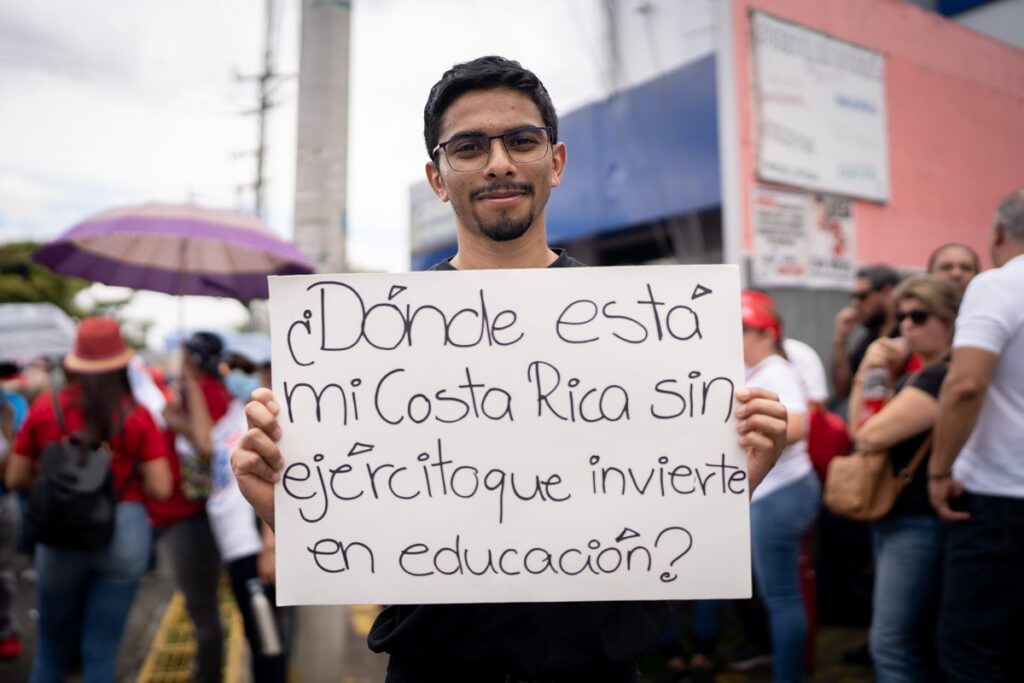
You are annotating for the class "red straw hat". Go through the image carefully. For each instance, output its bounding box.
[64,316,135,374]
[741,290,782,340]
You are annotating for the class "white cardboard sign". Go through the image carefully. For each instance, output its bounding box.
[269,265,750,605]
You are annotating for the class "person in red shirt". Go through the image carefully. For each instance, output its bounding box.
[157,331,232,683]
[5,316,171,681]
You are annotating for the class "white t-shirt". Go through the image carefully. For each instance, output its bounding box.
[745,355,812,502]
[207,399,263,562]
[951,253,1024,497]
[782,338,829,403]
[127,356,167,430]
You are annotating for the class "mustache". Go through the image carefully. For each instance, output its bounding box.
[470,181,533,200]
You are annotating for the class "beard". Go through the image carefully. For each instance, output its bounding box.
[464,180,536,242]
[474,211,535,242]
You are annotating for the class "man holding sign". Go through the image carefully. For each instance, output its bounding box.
[232,56,788,683]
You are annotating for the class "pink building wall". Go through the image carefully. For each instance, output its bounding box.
[731,0,1024,271]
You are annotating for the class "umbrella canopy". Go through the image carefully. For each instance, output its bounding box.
[34,203,315,302]
[0,302,77,363]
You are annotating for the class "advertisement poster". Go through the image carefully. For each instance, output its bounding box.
[808,194,857,288]
[753,187,856,289]
[752,11,890,203]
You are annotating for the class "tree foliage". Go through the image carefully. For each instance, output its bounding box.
[0,241,91,317]
[0,241,150,348]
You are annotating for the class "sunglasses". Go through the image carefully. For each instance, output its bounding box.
[223,356,257,374]
[851,289,875,302]
[896,309,932,326]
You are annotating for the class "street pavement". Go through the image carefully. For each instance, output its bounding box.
[1,542,871,683]
[0,539,390,683]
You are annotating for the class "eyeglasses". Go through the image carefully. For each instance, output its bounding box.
[896,309,932,326]
[851,289,875,302]
[432,126,553,172]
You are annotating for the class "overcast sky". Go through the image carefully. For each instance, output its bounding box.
[0,0,612,264]
[0,0,621,346]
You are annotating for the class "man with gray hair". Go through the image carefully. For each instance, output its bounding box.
[930,188,1024,682]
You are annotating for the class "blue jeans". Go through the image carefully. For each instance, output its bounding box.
[869,515,944,683]
[0,492,18,637]
[31,501,152,683]
[938,492,1024,683]
[750,472,820,683]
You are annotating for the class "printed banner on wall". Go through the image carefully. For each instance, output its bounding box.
[751,11,890,202]
[808,194,857,288]
[753,187,856,289]
[268,265,752,605]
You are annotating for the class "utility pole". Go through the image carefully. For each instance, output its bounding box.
[238,0,286,220]
[292,0,351,274]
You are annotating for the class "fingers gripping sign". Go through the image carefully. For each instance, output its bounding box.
[231,387,285,529]
[734,387,787,494]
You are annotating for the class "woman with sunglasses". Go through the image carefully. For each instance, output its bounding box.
[848,275,961,683]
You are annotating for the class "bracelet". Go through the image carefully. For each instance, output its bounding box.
[927,471,953,481]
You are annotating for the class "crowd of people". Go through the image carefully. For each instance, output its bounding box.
[0,52,1021,683]
[0,323,289,682]
[229,55,1022,683]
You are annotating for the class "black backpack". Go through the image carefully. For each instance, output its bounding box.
[24,393,129,551]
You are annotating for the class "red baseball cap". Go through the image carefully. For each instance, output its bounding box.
[741,290,782,340]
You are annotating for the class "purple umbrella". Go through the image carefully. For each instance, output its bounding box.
[34,203,315,302]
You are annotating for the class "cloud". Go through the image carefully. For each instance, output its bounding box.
[0,2,138,84]
[0,171,114,241]
[0,0,300,244]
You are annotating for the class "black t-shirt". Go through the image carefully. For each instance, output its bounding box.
[884,361,948,519]
[848,324,902,378]
[366,249,671,679]
[427,247,585,272]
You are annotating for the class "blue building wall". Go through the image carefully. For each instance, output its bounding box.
[547,53,720,243]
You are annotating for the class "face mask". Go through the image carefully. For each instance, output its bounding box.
[225,369,261,402]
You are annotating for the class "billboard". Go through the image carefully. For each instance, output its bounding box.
[751,12,890,203]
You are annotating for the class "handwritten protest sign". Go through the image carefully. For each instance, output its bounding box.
[269,265,750,605]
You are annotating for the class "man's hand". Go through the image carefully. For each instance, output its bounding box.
[182,352,203,381]
[735,387,788,494]
[833,306,859,342]
[231,387,284,529]
[258,545,276,584]
[928,476,970,522]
